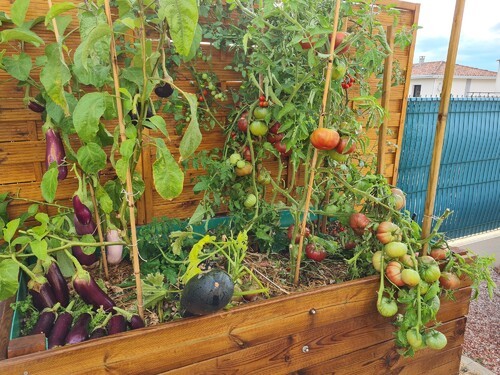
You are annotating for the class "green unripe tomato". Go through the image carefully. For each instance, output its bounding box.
[244,194,257,208]
[377,296,398,317]
[236,160,246,169]
[229,153,242,165]
[406,328,423,349]
[249,120,268,136]
[253,107,269,120]
[425,330,448,350]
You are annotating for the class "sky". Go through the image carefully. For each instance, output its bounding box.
[409,0,500,72]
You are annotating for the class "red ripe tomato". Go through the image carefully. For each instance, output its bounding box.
[335,137,356,155]
[287,224,310,244]
[430,246,449,261]
[269,122,281,134]
[376,221,402,244]
[439,272,460,290]
[267,132,284,144]
[242,146,252,161]
[237,113,248,132]
[305,244,327,262]
[310,128,340,150]
[274,141,291,156]
[349,213,370,235]
[385,261,405,287]
[333,32,350,54]
[344,241,356,250]
[299,36,315,50]
[259,95,266,102]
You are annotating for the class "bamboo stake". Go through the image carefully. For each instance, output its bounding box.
[377,25,395,176]
[103,0,144,318]
[421,0,465,255]
[293,0,342,285]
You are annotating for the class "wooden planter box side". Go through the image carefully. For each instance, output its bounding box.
[0,276,471,374]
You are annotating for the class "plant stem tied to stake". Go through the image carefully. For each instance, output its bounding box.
[103,0,144,318]
[294,0,342,285]
[421,0,465,256]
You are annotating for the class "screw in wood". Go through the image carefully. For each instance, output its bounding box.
[302,345,310,353]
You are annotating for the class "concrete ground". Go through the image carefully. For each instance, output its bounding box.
[449,229,500,267]
[451,229,499,375]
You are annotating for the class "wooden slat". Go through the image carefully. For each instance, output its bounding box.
[0,276,471,374]
[297,318,465,375]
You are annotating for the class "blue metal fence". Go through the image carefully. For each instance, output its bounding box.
[398,97,500,239]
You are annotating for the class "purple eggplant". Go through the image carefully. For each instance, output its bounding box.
[65,313,91,345]
[72,195,93,225]
[154,83,173,98]
[28,277,57,311]
[45,128,68,181]
[129,314,145,330]
[72,270,115,312]
[89,327,107,340]
[48,312,73,349]
[73,214,97,236]
[31,311,56,336]
[107,315,127,335]
[72,245,98,266]
[45,259,69,307]
[28,101,45,113]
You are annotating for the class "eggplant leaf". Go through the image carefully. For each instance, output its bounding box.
[77,143,107,174]
[44,2,76,26]
[3,218,20,244]
[153,139,184,200]
[158,0,199,56]
[3,52,31,81]
[73,92,110,142]
[0,260,20,301]
[10,0,30,27]
[178,92,201,161]
[30,239,48,261]
[41,166,59,203]
[0,28,44,47]
[40,44,71,115]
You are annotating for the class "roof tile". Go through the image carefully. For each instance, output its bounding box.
[412,61,497,77]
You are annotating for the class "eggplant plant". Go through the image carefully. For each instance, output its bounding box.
[0,0,203,308]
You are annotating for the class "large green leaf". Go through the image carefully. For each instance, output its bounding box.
[76,23,111,71]
[158,0,199,56]
[2,52,32,81]
[30,239,48,261]
[45,2,76,26]
[40,44,71,115]
[0,28,44,47]
[3,218,20,243]
[73,92,109,142]
[10,0,30,27]
[0,260,19,301]
[153,139,184,200]
[178,92,201,161]
[77,143,107,174]
[41,166,59,203]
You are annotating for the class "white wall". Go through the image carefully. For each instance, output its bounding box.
[409,77,498,97]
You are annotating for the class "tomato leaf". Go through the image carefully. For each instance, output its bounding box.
[158,0,199,56]
[41,165,59,203]
[153,139,184,200]
[0,259,20,301]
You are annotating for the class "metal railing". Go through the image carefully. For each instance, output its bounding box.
[397,97,500,239]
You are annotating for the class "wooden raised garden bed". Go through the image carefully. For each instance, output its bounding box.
[0,274,471,374]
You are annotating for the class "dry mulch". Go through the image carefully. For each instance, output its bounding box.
[461,266,500,374]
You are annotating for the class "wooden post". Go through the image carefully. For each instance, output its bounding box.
[377,26,395,176]
[103,0,144,318]
[294,0,342,285]
[421,0,466,255]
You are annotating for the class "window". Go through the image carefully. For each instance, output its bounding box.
[413,84,421,97]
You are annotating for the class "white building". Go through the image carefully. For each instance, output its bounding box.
[409,57,500,97]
